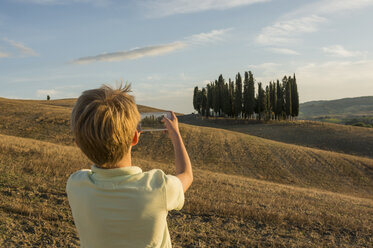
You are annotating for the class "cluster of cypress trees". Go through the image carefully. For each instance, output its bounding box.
[193,71,299,120]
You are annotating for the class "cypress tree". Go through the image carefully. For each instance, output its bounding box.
[193,86,198,113]
[234,73,243,118]
[228,78,235,117]
[275,80,284,120]
[256,82,265,120]
[217,75,225,116]
[284,76,292,119]
[206,83,213,117]
[201,88,207,117]
[265,85,270,120]
[243,71,249,119]
[196,89,203,114]
[222,83,230,116]
[291,73,299,117]
[270,81,277,120]
[247,71,255,119]
[212,80,219,116]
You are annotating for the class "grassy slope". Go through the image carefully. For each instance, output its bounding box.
[1,134,372,247]
[179,117,373,159]
[1,98,373,247]
[299,96,373,118]
[1,98,373,197]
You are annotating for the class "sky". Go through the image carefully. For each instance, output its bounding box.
[0,0,373,114]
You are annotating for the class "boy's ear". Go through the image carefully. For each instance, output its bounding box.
[131,130,139,146]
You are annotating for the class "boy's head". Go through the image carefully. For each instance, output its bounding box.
[71,83,140,169]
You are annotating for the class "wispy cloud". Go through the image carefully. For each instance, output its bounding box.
[73,42,185,64]
[3,38,38,56]
[322,45,363,58]
[11,0,111,6]
[256,0,373,46]
[185,28,231,45]
[296,59,373,101]
[72,28,230,64]
[0,51,10,58]
[256,15,326,45]
[143,0,270,17]
[267,47,300,55]
[36,89,59,97]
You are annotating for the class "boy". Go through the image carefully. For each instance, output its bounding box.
[66,84,193,248]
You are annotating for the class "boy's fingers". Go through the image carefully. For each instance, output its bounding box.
[171,111,176,120]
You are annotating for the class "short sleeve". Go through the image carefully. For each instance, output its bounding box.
[164,174,185,211]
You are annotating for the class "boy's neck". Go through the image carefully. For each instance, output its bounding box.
[116,153,132,168]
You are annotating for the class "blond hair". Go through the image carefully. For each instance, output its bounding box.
[71,83,140,168]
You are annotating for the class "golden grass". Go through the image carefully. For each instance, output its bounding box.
[135,124,373,198]
[1,98,373,247]
[1,134,372,247]
[179,116,373,159]
[1,98,373,197]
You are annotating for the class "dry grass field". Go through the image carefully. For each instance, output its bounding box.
[178,115,373,159]
[1,98,373,247]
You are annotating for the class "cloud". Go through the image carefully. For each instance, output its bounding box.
[267,47,300,55]
[0,51,10,58]
[256,15,326,45]
[143,0,270,17]
[185,28,231,45]
[296,59,373,102]
[322,45,363,58]
[36,89,59,97]
[72,28,230,64]
[11,0,111,6]
[3,38,38,56]
[256,0,373,46]
[73,42,185,64]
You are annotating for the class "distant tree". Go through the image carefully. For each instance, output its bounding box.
[193,86,199,113]
[256,82,266,120]
[196,89,203,114]
[222,83,230,116]
[228,78,235,117]
[291,74,299,118]
[217,75,225,115]
[284,76,292,119]
[201,88,207,116]
[234,72,243,118]
[276,80,284,120]
[206,83,213,117]
[265,85,271,120]
[47,95,50,101]
[270,82,277,120]
[247,71,255,119]
[212,80,219,116]
[243,71,249,119]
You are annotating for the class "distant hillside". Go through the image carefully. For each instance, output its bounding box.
[1,97,373,247]
[299,96,373,118]
[1,98,373,198]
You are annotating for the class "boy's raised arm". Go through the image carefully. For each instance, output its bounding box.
[162,112,193,193]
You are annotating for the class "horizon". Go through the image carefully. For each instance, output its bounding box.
[1,0,373,114]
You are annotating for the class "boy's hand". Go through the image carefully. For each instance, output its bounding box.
[162,112,181,141]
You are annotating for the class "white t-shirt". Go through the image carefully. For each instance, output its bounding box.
[66,165,184,248]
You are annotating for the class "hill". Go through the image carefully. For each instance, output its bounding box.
[1,98,373,197]
[299,96,373,127]
[1,97,373,247]
[1,133,372,247]
[178,116,373,159]
[299,96,373,118]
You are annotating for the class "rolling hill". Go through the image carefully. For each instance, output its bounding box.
[299,96,373,118]
[1,97,373,247]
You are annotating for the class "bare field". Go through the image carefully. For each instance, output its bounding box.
[179,116,373,159]
[1,98,373,247]
[1,134,372,247]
